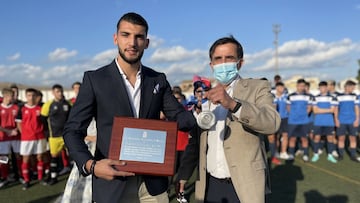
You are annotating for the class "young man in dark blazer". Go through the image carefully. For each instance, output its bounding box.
[63,12,196,203]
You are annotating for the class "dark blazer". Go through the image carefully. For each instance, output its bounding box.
[63,60,196,203]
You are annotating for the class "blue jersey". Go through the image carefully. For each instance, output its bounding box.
[287,92,312,124]
[336,93,359,124]
[273,93,288,119]
[312,93,337,126]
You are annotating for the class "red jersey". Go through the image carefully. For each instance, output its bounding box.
[16,104,45,141]
[0,104,19,141]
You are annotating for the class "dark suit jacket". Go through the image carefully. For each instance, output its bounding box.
[63,60,196,203]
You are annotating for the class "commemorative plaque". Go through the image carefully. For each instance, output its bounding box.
[108,117,178,176]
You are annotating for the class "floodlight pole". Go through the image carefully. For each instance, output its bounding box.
[273,24,281,75]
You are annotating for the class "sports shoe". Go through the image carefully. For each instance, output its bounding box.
[176,192,188,203]
[327,154,337,163]
[58,166,71,176]
[332,150,339,158]
[311,154,320,162]
[47,178,58,186]
[22,182,30,190]
[350,156,360,163]
[295,150,304,156]
[337,155,344,161]
[0,179,9,188]
[271,157,282,165]
[318,149,323,155]
[302,155,309,162]
[279,152,292,160]
[18,177,26,184]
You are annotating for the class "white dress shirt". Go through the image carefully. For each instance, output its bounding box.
[206,77,242,179]
[115,58,142,118]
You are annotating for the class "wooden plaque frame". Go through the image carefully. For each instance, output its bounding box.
[108,117,178,176]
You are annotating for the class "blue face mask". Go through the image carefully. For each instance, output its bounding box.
[212,62,239,85]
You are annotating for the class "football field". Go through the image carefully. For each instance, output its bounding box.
[0,154,359,203]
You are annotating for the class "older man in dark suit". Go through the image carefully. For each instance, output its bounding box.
[63,12,195,203]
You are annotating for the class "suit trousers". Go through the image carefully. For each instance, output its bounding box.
[205,174,240,203]
[117,176,169,203]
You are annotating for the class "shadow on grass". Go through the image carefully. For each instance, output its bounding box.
[304,190,348,203]
[267,160,304,203]
[27,193,62,203]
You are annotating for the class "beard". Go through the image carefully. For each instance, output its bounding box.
[118,47,144,65]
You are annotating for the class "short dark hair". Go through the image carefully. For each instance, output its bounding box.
[276,82,284,87]
[117,12,149,35]
[52,84,63,90]
[71,81,81,89]
[10,83,18,89]
[318,81,328,87]
[274,75,281,81]
[209,35,243,60]
[172,86,182,94]
[345,80,356,87]
[25,88,37,94]
[297,79,306,84]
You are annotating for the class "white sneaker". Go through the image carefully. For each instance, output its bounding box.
[295,150,304,156]
[332,151,339,158]
[176,192,188,203]
[279,152,291,160]
[318,149,323,155]
[302,155,309,162]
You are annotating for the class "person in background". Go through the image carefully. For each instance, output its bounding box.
[335,80,360,162]
[16,88,46,190]
[61,118,96,203]
[273,82,292,160]
[41,84,72,185]
[10,84,24,107]
[287,79,312,162]
[0,88,20,188]
[311,81,338,163]
[69,81,81,105]
[327,79,340,158]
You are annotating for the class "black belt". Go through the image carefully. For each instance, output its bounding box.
[209,174,232,184]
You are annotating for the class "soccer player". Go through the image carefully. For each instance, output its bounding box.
[311,81,338,163]
[41,84,72,185]
[335,80,360,162]
[287,79,312,162]
[273,82,292,160]
[16,88,47,190]
[0,88,20,188]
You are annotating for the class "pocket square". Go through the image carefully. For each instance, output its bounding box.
[153,83,160,94]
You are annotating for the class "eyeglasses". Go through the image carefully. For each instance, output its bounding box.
[195,90,203,94]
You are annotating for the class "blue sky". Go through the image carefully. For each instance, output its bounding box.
[1,0,360,88]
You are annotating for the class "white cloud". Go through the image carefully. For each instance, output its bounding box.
[148,34,164,49]
[149,46,207,63]
[48,48,78,61]
[251,38,359,71]
[7,52,21,61]
[1,38,359,88]
[92,49,117,66]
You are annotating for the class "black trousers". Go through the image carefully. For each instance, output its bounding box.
[204,174,240,203]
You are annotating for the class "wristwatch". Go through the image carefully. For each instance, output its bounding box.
[230,101,242,113]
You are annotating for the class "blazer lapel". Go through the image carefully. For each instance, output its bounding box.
[139,67,154,118]
[108,60,134,117]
